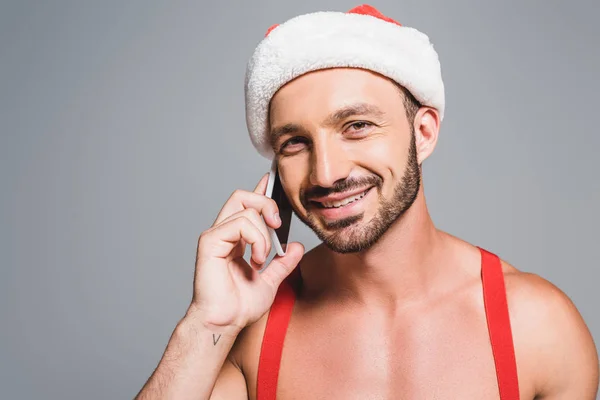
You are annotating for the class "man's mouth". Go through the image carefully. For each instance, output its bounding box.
[310,187,374,209]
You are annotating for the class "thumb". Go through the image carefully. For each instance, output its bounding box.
[260,242,305,290]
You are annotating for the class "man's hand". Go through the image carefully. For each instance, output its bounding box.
[191,173,304,332]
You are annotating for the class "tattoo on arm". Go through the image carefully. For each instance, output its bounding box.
[212,334,221,346]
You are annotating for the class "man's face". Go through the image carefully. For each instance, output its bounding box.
[269,68,421,253]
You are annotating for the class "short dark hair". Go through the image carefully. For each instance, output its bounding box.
[395,83,421,125]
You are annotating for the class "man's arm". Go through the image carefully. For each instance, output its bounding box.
[134,175,304,399]
[508,271,599,399]
[134,310,247,400]
[209,356,248,399]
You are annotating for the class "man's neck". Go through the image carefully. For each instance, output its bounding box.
[300,188,456,311]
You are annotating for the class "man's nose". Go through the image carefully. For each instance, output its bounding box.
[309,140,352,188]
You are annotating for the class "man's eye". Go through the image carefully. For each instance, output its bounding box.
[280,137,307,152]
[351,122,368,129]
[346,121,373,134]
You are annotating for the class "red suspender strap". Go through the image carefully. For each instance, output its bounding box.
[256,272,298,400]
[256,255,520,399]
[479,247,520,400]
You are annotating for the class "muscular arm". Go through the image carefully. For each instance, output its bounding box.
[135,310,248,400]
[508,272,599,399]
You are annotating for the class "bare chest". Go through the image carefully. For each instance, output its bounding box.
[246,298,504,400]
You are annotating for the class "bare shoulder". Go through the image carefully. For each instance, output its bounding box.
[499,259,599,398]
[500,260,594,347]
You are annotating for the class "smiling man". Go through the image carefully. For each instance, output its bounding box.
[135,5,599,400]
[270,72,422,254]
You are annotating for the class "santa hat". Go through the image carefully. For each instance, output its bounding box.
[245,4,445,159]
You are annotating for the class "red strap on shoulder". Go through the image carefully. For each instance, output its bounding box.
[479,247,520,400]
[256,272,298,400]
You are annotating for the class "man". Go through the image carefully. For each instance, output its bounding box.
[136,5,599,399]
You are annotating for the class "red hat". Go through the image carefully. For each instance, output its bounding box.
[245,4,445,159]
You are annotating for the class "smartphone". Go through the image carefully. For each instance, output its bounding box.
[265,159,293,257]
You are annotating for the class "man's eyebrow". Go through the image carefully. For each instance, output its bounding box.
[322,103,385,127]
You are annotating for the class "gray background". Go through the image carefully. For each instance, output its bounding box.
[1,0,598,398]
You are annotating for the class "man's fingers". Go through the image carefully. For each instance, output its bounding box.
[200,216,268,266]
[253,173,269,194]
[216,209,272,261]
[214,190,280,228]
[231,239,246,259]
[260,242,305,289]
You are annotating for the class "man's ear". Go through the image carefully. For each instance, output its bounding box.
[413,107,440,164]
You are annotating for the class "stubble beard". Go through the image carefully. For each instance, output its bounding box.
[293,133,421,254]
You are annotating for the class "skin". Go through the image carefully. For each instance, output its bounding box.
[136,67,599,399]
[222,68,597,399]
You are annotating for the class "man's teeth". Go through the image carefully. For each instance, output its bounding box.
[321,190,369,208]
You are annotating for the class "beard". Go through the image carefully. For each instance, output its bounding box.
[292,133,421,254]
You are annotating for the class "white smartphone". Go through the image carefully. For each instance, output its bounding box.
[264,159,293,257]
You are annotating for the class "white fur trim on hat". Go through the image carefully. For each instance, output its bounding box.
[245,10,445,159]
